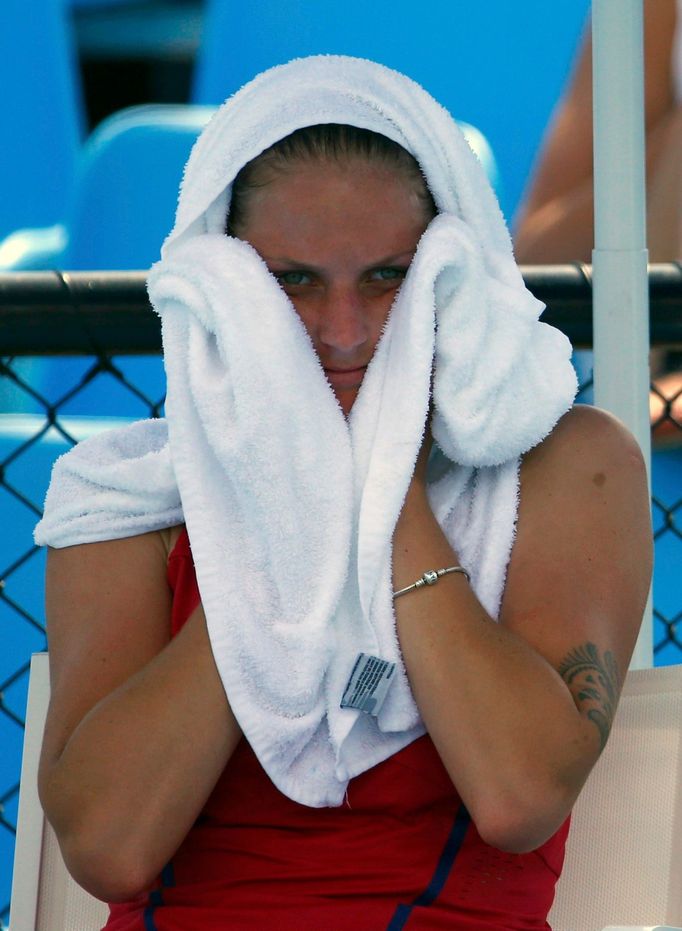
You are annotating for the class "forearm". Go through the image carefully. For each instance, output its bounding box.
[40,606,240,899]
[392,483,598,852]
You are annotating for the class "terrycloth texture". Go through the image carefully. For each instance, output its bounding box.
[35,55,577,807]
[36,419,182,544]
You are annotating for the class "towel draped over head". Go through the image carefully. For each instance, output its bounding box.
[35,55,577,806]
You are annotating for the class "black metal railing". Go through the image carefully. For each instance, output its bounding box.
[2,265,682,354]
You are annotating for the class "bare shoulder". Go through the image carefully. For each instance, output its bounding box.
[501,405,652,688]
[522,404,646,485]
[46,528,180,672]
[43,529,181,763]
[517,404,650,574]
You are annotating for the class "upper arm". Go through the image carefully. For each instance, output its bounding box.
[41,531,175,770]
[499,406,652,744]
[642,0,678,126]
[516,0,677,229]
[516,24,594,222]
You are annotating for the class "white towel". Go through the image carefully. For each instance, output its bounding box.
[35,55,577,807]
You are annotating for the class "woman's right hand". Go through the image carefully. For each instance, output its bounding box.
[38,530,241,902]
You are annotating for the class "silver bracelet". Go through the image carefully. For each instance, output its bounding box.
[393,566,471,599]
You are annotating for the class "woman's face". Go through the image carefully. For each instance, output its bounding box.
[238,158,432,416]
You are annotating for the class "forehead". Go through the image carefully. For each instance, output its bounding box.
[240,157,431,249]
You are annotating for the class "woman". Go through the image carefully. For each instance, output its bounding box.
[35,56,651,929]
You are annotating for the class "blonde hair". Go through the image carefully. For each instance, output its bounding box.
[227,123,436,236]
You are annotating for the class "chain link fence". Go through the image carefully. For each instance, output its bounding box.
[1,266,681,925]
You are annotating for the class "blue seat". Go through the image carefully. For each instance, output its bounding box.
[0,103,214,272]
[62,103,214,269]
[0,0,84,242]
[0,104,212,419]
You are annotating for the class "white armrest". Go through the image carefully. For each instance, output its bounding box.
[602,926,682,930]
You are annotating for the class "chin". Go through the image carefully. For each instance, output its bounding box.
[336,390,358,418]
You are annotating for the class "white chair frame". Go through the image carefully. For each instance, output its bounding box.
[9,653,108,930]
[9,655,682,930]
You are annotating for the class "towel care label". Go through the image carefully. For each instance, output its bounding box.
[340,653,396,716]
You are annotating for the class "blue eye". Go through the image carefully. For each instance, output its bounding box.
[369,266,407,282]
[275,270,311,286]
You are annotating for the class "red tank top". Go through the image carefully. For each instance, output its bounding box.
[105,528,569,930]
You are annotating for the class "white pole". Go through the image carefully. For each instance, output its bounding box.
[592,0,652,669]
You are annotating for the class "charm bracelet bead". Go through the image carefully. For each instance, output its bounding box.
[392,566,470,599]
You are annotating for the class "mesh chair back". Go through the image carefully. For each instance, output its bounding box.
[549,664,682,930]
[10,658,682,928]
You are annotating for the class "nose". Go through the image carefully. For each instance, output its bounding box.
[318,285,368,354]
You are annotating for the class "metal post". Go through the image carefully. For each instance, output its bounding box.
[592,0,652,668]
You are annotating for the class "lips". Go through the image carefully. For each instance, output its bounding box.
[324,366,367,389]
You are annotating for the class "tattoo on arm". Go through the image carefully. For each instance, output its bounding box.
[558,642,620,751]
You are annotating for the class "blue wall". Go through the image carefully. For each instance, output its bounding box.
[194,0,591,220]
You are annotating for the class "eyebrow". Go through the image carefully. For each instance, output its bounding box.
[261,249,417,271]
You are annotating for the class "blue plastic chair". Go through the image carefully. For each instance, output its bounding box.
[0,104,212,421]
[0,0,84,241]
[0,103,214,273]
[62,103,214,270]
